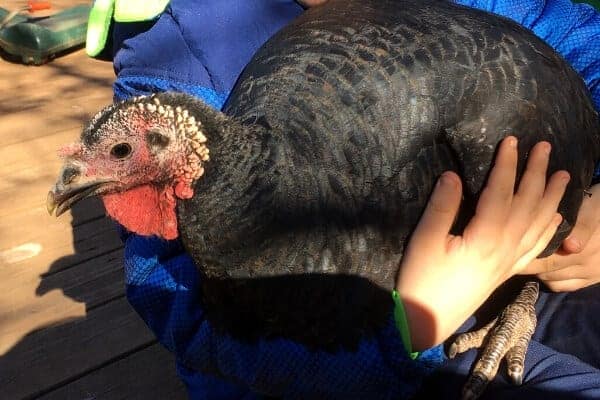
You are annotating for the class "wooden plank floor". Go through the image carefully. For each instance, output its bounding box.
[0,1,186,398]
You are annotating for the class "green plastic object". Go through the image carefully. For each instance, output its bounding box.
[0,5,90,65]
[575,0,600,10]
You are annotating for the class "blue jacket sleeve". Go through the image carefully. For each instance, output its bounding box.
[115,0,600,399]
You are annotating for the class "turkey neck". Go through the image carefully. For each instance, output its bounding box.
[176,114,283,276]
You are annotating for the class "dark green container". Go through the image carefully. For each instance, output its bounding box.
[0,5,90,65]
[576,0,600,10]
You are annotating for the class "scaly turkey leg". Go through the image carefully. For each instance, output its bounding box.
[448,281,539,400]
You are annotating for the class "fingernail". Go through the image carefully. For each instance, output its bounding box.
[555,213,564,225]
[436,176,446,188]
[507,136,517,148]
[543,142,551,155]
[438,172,457,188]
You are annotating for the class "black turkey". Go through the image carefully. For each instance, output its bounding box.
[48,0,599,398]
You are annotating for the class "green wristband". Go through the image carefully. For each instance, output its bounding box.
[392,290,419,360]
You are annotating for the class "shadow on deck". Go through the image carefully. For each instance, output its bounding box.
[0,200,185,399]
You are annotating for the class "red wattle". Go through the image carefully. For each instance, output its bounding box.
[102,185,179,240]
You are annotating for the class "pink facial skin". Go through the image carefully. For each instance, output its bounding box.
[58,131,186,240]
[91,133,191,240]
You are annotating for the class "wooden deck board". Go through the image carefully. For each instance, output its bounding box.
[0,1,186,398]
[37,344,187,400]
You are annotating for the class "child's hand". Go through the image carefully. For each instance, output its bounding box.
[521,184,600,291]
[396,136,570,351]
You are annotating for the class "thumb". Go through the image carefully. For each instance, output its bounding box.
[410,172,462,248]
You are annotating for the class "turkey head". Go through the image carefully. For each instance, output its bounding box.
[47,93,212,239]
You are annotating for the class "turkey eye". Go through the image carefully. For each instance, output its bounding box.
[110,143,132,159]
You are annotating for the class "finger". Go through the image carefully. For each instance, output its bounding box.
[534,171,571,231]
[472,136,518,229]
[519,170,570,245]
[544,278,591,293]
[562,185,600,253]
[521,251,568,275]
[508,142,555,241]
[512,141,551,211]
[522,243,587,275]
[538,263,585,282]
[410,172,462,248]
[534,171,571,224]
[542,170,571,215]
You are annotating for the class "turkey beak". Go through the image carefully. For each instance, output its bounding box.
[47,164,109,217]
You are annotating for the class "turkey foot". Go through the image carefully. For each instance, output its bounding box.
[448,281,539,400]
